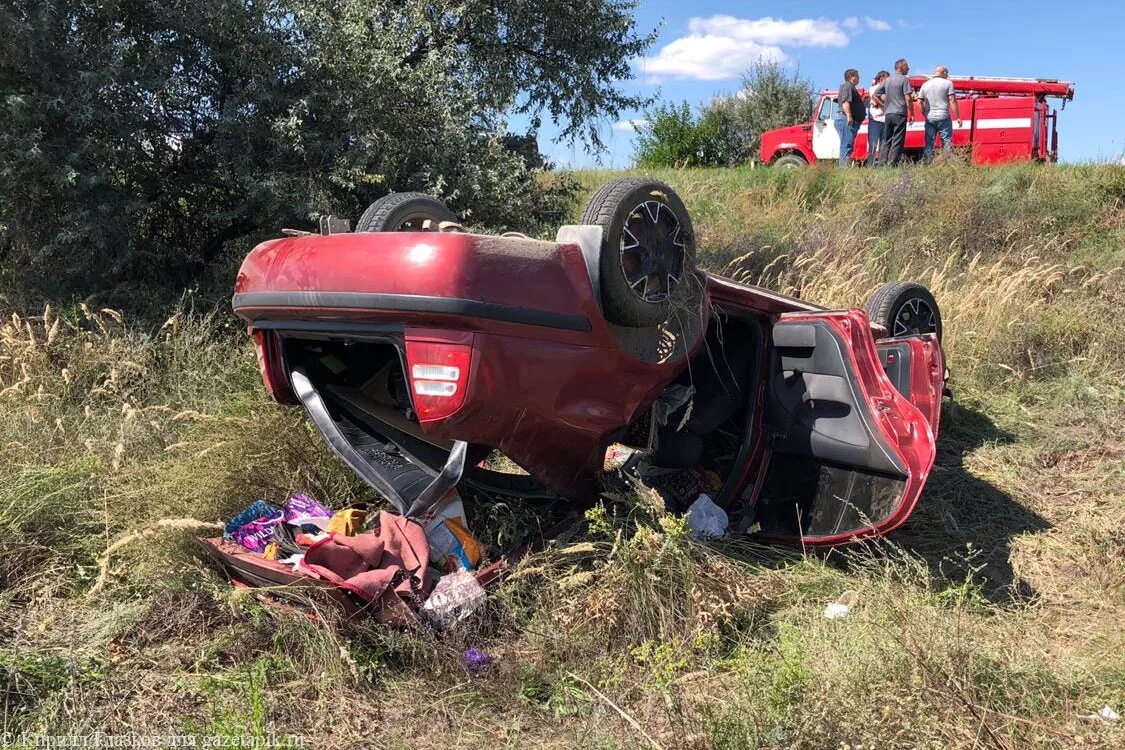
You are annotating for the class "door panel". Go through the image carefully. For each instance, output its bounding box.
[768,319,906,477]
[752,311,937,544]
[812,96,840,160]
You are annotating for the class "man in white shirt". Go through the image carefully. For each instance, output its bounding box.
[918,66,962,163]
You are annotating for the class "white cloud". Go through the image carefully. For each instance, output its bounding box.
[640,15,849,81]
[842,17,860,31]
[641,35,786,81]
[687,15,849,47]
[612,118,649,132]
[864,17,892,32]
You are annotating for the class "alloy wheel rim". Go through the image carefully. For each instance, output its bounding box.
[893,298,938,336]
[619,200,686,303]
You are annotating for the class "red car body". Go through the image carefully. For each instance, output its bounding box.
[234,230,944,545]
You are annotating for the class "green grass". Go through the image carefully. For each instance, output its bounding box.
[2,163,1124,748]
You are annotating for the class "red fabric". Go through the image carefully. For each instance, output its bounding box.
[300,511,432,609]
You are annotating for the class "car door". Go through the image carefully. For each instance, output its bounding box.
[811,95,841,160]
[748,310,938,544]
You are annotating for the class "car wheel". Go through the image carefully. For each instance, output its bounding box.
[355,192,457,232]
[773,154,808,168]
[866,281,943,341]
[579,178,698,327]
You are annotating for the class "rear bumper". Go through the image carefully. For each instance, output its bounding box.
[233,291,592,333]
[232,232,601,334]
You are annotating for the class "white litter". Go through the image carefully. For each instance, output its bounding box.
[823,590,859,620]
[1079,705,1120,723]
[686,494,728,539]
[421,569,487,629]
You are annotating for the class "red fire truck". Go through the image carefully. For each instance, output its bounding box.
[759,76,1075,167]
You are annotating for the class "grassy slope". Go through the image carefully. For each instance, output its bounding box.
[2,164,1124,749]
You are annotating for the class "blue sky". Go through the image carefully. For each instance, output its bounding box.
[529,1,1123,167]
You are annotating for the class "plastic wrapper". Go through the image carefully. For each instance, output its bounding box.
[421,569,486,629]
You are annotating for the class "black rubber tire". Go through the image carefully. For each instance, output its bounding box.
[579,178,698,327]
[355,192,457,232]
[866,281,943,341]
[774,153,809,168]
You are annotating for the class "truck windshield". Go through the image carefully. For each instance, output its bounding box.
[817,97,838,122]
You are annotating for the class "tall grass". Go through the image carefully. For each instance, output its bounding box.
[2,164,1124,747]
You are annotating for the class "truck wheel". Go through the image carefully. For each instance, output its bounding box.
[355,192,457,232]
[774,154,808,168]
[580,178,698,327]
[866,281,943,341]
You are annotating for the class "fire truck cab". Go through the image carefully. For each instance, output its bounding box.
[760,76,1075,167]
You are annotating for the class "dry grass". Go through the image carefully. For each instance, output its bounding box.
[2,163,1124,748]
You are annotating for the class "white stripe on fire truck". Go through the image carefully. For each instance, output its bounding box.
[859,117,1032,134]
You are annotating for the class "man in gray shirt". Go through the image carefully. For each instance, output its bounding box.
[918,66,962,163]
[871,58,914,166]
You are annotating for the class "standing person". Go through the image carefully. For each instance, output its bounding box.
[866,70,889,166]
[835,68,865,167]
[918,65,961,163]
[872,58,914,166]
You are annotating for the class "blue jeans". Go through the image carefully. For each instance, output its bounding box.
[835,114,860,166]
[924,117,954,162]
[866,119,884,166]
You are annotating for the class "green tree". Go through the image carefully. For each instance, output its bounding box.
[704,59,815,162]
[0,0,654,299]
[633,100,735,168]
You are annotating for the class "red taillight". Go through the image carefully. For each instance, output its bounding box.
[405,340,472,422]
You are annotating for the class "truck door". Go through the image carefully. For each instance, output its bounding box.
[811,95,841,161]
[749,310,937,544]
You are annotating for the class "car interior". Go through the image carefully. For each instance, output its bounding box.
[640,312,912,539]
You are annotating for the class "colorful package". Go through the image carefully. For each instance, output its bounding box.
[423,492,482,572]
[230,516,283,553]
[282,492,334,530]
[224,500,282,537]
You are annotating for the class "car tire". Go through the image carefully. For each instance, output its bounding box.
[866,281,943,341]
[355,192,457,232]
[774,154,809,168]
[579,178,698,327]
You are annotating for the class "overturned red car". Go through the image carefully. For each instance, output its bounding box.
[233,179,946,545]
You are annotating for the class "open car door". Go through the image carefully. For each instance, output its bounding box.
[749,309,939,544]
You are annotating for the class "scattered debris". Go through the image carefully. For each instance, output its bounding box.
[424,492,482,572]
[300,511,432,612]
[422,569,487,628]
[686,494,728,539]
[463,648,494,674]
[1078,705,1119,723]
[604,444,635,470]
[324,507,366,536]
[823,590,859,620]
[283,492,333,529]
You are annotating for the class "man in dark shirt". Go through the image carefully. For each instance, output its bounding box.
[835,68,865,167]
